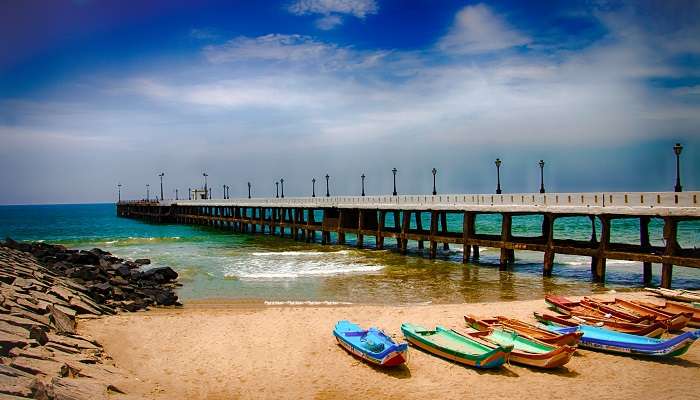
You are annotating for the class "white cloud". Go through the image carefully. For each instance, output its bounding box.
[288,0,377,18]
[202,33,389,70]
[288,0,377,29]
[316,15,343,30]
[438,4,530,54]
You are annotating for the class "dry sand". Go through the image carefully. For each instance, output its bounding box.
[80,293,700,400]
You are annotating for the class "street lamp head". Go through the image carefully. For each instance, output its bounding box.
[312,178,316,183]
[432,168,437,176]
[361,173,365,179]
[539,159,545,168]
[495,158,501,167]
[325,174,329,179]
[280,178,284,183]
[674,143,683,156]
[392,168,397,175]
[248,182,251,188]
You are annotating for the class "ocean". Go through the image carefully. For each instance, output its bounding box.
[1,203,698,304]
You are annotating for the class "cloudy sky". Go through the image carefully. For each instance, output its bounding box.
[1,0,699,204]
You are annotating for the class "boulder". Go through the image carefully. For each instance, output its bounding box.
[134,258,151,265]
[141,267,178,283]
[49,305,76,335]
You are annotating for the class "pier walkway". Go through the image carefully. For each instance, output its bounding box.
[117,191,700,288]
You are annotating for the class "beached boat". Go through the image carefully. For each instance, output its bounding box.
[545,295,654,324]
[333,320,408,367]
[583,297,691,331]
[533,312,666,338]
[539,322,700,357]
[401,323,511,369]
[464,315,582,347]
[645,288,700,303]
[458,327,576,369]
[632,300,700,328]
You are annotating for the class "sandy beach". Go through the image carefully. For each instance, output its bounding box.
[80,292,700,400]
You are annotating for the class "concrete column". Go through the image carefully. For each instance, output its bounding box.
[640,216,652,286]
[376,211,385,250]
[357,210,364,248]
[441,212,449,251]
[462,212,474,263]
[500,213,512,270]
[661,217,678,289]
[592,216,609,283]
[429,211,438,259]
[542,213,555,277]
[415,211,424,249]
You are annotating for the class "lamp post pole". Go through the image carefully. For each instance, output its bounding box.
[276,182,279,198]
[432,168,437,196]
[146,184,150,201]
[539,160,545,194]
[361,174,365,196]
[392,168,398,196]
[325,174,330,197]
[175,189,179,200]
[188,188,191,200]
[248,182,251,199]
[280,178,285,198]
[117,183,121,202]
[202,173,208,200]
[312,178,316,197]
[674,143,683,192]
[495,158,502,194]
[158,172,165,200]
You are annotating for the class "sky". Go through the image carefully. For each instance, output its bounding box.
[1,0,699,204]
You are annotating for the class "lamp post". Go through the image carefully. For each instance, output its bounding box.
[495,158,502,194]
[248,182,251,199]
[275,181,279,198]
[158,172,165,200]
[674,143,683,192]
[361,174,366,196]
[223,185,227,199]
[202,173,208,200]
[392,168,398,196]
[325,174,330,197]
[538,160,546,194]
[146,184,150,201]
[117,183,122,202]
[432,168,437,196]
[175,189,179,200]
[280,178,285,198]
[188,188,192,200]
[312,178,316,197]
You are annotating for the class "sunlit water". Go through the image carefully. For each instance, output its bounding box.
[1,203,698,304]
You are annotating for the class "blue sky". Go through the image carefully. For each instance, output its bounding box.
[1,0,699,204]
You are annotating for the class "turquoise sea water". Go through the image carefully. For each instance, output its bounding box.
[1,203,698,304]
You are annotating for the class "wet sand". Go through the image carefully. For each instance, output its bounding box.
[80,292,700,400]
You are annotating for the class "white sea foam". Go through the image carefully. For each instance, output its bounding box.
[263,300,353,306]
[251,250,350,257]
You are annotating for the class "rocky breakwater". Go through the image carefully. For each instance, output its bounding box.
[0,238,181,399]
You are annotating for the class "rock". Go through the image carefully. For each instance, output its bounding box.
[68,297,101,316]
[47,334,100,351]
[134,258,151,265]
[155,291,178,306]
[49,286,74,303]
[0,332,35,354]
[0,373,36,398]
[141,267,178,283]
[10,356,68,377]
[48,377,110,400]
[115,264,131,278]
[29,326,49,346]
[9,346,53,361]
[0,321,30,338]
[49,305,76,335]
[0,314,46,331]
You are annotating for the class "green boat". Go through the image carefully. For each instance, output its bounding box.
[401,323,511,369]
[464,328,576,369]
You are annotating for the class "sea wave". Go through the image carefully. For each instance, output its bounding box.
[225,259,383,280]
[250,250,350,257]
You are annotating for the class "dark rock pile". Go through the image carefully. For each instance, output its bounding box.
[0,239,181,399]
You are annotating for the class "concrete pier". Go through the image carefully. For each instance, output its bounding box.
[117,191,700,288]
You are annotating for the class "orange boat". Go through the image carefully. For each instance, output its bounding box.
[632,300,700,328]
[533,312,666,338]
[545,295,654,324]
[584,297,691,332]
[464,315,582,347]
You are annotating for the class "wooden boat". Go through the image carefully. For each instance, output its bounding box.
[464,315,582,347]
[457,327,575,369]
[401,323,511,369]
[533,312,666,338]
[545,295,653,324]
[539,322,700,357]
[584,297,691,331]
[645,288,700,303]
[333,320,408,367]
[632,300,700,328]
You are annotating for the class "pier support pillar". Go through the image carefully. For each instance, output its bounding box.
[415,212,424,250]
[661,217,678,289]
[429,211,438,259]
[472,245,480,261]
[399,211,410,255]
[338,210,346,245]
[357,210,364,248]
[499,213,512,270]
[440,212,449,251]
[376,211,385,250]
[592,216,609,283]
[542,213,555,277]
[640,216,653,286]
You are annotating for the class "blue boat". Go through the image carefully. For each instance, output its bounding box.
[333,320,408,366]
[541,323,700,357]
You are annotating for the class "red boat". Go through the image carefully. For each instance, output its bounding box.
[545,295,654,324]
[464,315,582,347]
[584,297,691,332]
[533,312,666,338]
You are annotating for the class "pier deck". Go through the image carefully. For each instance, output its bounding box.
[117,191,700,288]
